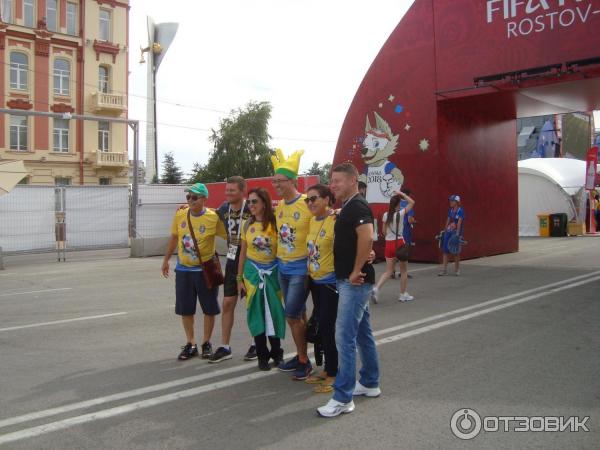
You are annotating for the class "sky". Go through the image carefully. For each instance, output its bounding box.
[127,0,415,178]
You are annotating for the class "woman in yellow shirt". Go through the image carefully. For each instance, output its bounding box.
[305,184,338,393]
[237,188,285,371]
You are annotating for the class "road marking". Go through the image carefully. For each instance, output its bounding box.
[373,270,600,337]
[0,288,72,298]
[0,312,128,332]
[1,272,599,444]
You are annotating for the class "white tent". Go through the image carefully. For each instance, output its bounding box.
[518,158,587,236]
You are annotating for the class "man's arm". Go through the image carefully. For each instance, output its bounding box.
[161,234,178,278]
[349,223,374,285]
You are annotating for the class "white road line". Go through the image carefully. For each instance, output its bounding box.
[0,272,599,444]
[0,312,128,332]
[1,270,598,431]
[373,270,600,337]
[0,288,72,298]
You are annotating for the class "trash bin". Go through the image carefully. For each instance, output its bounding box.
[538,214,550,237]
[549,213,568,237]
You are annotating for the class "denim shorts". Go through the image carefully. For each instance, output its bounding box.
[278,272,309,319]
[175,270,220,316]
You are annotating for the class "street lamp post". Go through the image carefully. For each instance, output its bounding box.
[140,17,178,184]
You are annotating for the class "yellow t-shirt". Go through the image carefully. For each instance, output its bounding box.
[307,213,336,281]
[241,220,278,264]
[170,207,226,268]
[275,194,311,262]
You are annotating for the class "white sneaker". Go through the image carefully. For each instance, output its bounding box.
[398,293,415,302]
[371,287,379,304]
[317,399,355,417]
[353,381,382,397]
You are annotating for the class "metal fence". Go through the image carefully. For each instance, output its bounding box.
[0,185,129,254]
[135,185,183,239]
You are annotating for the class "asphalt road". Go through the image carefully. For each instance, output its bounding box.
[0,237,599,449]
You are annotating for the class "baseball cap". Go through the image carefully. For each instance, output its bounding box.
[449,194,461,202]
[185,183,209,198]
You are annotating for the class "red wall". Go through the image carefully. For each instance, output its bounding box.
[203,175,320,209]
[333,0,600,262]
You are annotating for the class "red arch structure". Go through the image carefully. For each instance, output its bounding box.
[333,0,600,262]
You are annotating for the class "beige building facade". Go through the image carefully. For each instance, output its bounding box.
[0,0,129,185]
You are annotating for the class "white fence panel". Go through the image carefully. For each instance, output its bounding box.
[0,186,57,252]
[65,186,130,248]
[136,185,184,238]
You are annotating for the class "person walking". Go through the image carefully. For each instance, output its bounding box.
[372,191,415,303]
[237,188,285,371]
[161,183,226,361]
[317,163,380,418]
[305,184,338,394]
[439,194,465,276]
[210,176,255,363]
[271,149,313,380]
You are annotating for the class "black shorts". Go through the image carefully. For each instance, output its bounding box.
[223,258,239,297]
[175,270,220,316]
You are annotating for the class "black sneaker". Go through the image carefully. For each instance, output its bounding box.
[244,345,257,361]
[270,348,284,367]
[178,343,198,361]
[208,346,232,364]
[258,359,271,371]
[201,341,213,359]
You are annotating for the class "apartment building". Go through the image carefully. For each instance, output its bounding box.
[0,0,129,185]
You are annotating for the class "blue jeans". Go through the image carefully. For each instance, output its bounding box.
[333,279,379,403]
[278,272,308,319]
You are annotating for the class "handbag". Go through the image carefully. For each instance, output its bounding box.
[394,210,410,262]
[187,209,224,289]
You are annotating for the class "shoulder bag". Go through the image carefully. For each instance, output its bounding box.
[187,209,224,289]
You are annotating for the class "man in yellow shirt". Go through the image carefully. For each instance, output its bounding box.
[271,149,313,380]
[161,183,227,361]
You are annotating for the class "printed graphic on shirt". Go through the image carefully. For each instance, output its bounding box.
[307,240,321,272]
[252,235,273,256]
[278,223,297,253]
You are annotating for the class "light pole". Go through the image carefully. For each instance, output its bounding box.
[140,17,178,184]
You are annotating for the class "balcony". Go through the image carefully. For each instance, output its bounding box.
[91,92,126,115]
[94,151,127,168]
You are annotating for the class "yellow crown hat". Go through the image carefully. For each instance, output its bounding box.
[271,148,304,180]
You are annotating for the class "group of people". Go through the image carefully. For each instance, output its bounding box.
[162,151,381,418]
[371,191,465,303]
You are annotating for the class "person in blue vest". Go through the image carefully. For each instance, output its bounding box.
[439,195,465,276]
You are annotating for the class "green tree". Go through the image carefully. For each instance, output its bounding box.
[160,152,184,184]
[306,161,332,184]
[189,101,273,183]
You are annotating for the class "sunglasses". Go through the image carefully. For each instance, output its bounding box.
[304,195,320,204]
[186,194,204,201]
[248,198,261,205]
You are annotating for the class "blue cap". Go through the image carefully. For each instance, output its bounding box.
[449,195,461,202]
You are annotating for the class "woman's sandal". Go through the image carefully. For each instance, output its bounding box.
[305,374,327,384]
[314,381,334,394]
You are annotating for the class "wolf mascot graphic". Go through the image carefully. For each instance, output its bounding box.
[358,112,404,204]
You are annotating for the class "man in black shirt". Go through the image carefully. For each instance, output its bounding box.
[317,163,381,418]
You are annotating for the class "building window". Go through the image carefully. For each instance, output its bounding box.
[2,0,13,23]
[66,2,78,35]
[98,121,110,152]
[98,66,109,93]
[99,177,111,185]
[9,115,28,151]
[23,0,34,27]
[99,9,111,41]
[53,119,69,153]
[55,177,71,186]
[53,59,70,96]
[10,52,28,91]
[46,0,57,32]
